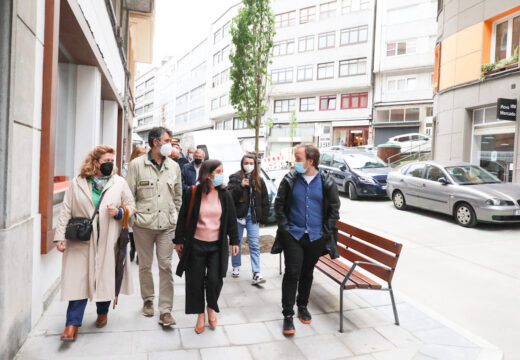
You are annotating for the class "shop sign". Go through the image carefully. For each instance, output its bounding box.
[496,98,517,121]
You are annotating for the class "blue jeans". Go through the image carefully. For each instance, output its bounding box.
[232,209,261,273]
[66,299,111,326]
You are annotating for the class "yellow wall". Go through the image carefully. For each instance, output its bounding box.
[439,23,483,91]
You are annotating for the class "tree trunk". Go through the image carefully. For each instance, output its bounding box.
[255,114,260,157]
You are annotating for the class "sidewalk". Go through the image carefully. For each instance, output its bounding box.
[15,253,502,360]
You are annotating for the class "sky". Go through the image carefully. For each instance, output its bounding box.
[137,0,239,74]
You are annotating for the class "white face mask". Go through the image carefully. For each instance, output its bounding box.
[159,142,173,157]
[188,153,194,160]
[244,164,254,174]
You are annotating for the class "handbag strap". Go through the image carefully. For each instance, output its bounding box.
[90,190,107,223]
[185,185,197,230]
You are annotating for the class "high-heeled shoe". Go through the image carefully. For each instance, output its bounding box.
[207,306,218,329]
[195,314,205,334]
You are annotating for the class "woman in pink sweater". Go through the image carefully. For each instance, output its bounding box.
[174,159,239,334]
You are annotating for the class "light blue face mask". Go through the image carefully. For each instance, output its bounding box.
[211,174,224,187]
[294,162,307,174]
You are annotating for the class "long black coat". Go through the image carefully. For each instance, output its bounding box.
[174,185,239,278]
[270,170,340,259]
[228,170,270,224]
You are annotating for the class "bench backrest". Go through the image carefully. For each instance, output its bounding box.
[336,221,402,283]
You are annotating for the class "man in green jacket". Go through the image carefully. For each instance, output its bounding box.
[126,127,182,327]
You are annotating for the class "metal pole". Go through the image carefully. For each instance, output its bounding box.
[339,287,344,333]
[388,282,399,325]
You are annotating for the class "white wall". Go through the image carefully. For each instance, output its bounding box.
[102,100,119,149]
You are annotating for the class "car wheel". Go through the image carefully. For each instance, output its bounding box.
[454,202,477,227]
[348,182,358,200]
[392,190,407,210]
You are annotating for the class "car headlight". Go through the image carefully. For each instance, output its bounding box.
[358,176,376,185]
[485,198,514,206]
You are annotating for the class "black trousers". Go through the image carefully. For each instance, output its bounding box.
[185,239,223,314]
[281,232,325,317]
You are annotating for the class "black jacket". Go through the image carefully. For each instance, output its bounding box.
[181,162,198,192]
[270,170,340,259]
[228,171,270,224]
[173,157,189,170]
[174,186,239,278]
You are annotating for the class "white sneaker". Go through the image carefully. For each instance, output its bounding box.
[232,267,240,278]
[252,272,266,285]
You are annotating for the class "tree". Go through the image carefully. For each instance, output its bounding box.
[229,0,275,157]
[289,110,298,145]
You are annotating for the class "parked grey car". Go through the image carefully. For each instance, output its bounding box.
[386,161,520,227]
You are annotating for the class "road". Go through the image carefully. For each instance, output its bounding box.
[266,169,520,358]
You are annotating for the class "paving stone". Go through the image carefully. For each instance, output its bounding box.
[179,326,230,349]
[310,312,357,334]
[200,346,253,360]
[242,303,283,322]
[213,306,249,326]
[248,340,305,360]
[264,319,316,340]
[149,349,201,360]
[413,327,478,348]
[372,348,420,360]
[418,344,481,360]
[376,304,443,332]
[293,334,353,360]
[224,322,274,345]
[131,329,182,353]
[345,308,394,329]
[223,291,266,307]
[337,328,395,355]
[375,325,422,348]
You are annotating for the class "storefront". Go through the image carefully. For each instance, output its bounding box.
[332,126,369,147]
[372,104,432,145]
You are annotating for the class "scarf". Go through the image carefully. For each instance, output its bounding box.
[91,175,111,193]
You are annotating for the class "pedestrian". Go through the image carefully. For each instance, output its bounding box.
[181,148,205,192]
[54,145,136,341]
[170,146,189,169]
[126,126,182,327]
[173,160,239,334]
[127,146,147,262]
[228,153,270,284]
[271,145,340,335]
[186,147,196,162]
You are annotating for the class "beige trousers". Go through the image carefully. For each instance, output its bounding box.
[132,226,175,314]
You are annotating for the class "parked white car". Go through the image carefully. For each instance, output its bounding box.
[388,133,431,154]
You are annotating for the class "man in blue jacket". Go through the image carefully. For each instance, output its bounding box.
[181,149,205,192]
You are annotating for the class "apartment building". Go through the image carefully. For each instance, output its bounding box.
[434,0,520,183]
[133,67,158,142]
[372,0,437,145]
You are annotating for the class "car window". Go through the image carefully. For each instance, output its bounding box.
[420,135,430,141]
[321,153,332,166]
[411,135,420,141]
[446,165,501,185]
[332,154,345,169]
[406,163,425,178]
[425,165,444,181]
[397,136,409,142]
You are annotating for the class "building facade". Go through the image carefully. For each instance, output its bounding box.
[133,67,158,143]
[372,0,437,145]
[434,0,520,183]
[0,1,154,359]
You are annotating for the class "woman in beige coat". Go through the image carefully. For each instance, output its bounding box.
[54,145,136,341]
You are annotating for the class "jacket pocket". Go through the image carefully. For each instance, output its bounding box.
[137,179,155,200]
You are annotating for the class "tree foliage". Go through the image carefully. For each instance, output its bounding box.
[229,0,275,156]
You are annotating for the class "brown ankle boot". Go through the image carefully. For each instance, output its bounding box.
[95,314,108,328]
[60,325,78,341]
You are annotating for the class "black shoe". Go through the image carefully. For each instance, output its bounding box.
[298,307,312,324]
[283,316,296,335]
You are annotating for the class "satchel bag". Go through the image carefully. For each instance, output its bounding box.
[65,191,106,241]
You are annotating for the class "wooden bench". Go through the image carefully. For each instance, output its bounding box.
[278,221,403,332]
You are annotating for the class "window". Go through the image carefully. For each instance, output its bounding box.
[219,93,229,107]
[271,68,293,84]
[213,52,221,66]
[426,107,433,117]
[318,31,336,49]
[317,62,334,79]
[222,46,231,62]
[341,0,370,14]
[387,76,417,91]
[320,95,336,110]
[136,83,145,92]
[386,40,416,56]
[221,68,230,83]
[136,95,143,104]
[300,97,316,111]
[224,119,233,130]
[341,93,368,109]
[273,39,295,56]
[145,77,155,88]
[320,1,337,19]
[425,166,444,182]
[275,11,296,28]
[493,14,520,62]
[144,90,154,100]
[406,163,425,178]
[390,109,404,122]
[300,6,316,23]
[233,117,248,129]
[405,108,420,121]
[297,65,313,81]
[223,21,231,38]
[212,74,221,88]
[214,28,222,44]
[340,25,368,45]
[137,116,153,127]
[339,58,366,76]
[211,98,219,110]
[274,99,296,113]
[216,121,223,130]
[298,35,314,52]
[321,153,332,166]
[135,107,143,116]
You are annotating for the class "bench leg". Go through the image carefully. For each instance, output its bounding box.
[388,283,399,326]
[339,287,344,333]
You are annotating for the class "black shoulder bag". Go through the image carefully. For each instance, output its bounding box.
[65,191,106,241]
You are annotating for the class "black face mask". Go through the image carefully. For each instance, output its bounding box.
[194,158,202,165]
[100,162,114,176]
